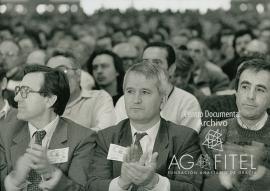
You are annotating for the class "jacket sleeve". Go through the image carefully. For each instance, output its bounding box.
[87,131,114,191]
[168,130,203,191]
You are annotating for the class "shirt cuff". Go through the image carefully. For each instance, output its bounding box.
[144,174,170,191]
[109,177,130,191]
[4,172,28,191]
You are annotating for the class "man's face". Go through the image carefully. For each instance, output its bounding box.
[235,34,252,57]
[14,72,47,122]
[0,41,20,71]
[142,47,168,70]
[47,56,80,95]
[92,54,118,87]
[187,40,207,69]
[18,38,35,56]
[124,72,162,124]
[236,69,270,120]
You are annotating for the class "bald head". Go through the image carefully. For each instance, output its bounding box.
[113,42,139,71]
[26,50,46,65]
[113,42,138,58]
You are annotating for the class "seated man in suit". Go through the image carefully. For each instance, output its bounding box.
[0,65,96,191]
[88,62,202,191]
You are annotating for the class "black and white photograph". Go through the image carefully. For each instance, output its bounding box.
[1,0,270,190]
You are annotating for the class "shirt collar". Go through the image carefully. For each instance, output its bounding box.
[130,119,160,143]
[66,89,94,108]
[237,113,268,131]
[0,100,10,119]
[28,115,60,139]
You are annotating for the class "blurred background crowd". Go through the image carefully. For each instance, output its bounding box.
[1,0,270,121]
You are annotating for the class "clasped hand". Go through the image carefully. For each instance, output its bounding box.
[119,145,159,189]
[13,144,54,185]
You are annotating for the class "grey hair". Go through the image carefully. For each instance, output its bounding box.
[123,62,169,98]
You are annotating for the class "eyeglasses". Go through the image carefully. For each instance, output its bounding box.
[55,66,77,74]
[15,86,45,99]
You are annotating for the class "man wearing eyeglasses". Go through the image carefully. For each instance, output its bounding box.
[0,65,95,191]
[47,50,116,131]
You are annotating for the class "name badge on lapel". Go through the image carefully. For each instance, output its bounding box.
[47,147,69,164]
[107,144,127,162]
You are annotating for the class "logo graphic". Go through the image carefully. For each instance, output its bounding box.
[202,129,223,151]
[196,154,211,170]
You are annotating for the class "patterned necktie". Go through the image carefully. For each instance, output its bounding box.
[27,130,46,191]
[133,132,147,162]
[131,132,147,191]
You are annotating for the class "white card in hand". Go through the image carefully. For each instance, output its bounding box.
[107,144,127,162]
[47,147,69,164]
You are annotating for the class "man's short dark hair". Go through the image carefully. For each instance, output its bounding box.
[24,64,70,115]
[235,58,270,90]
[233,29,254,50]
[87,50,125,94]
[143,42,176,68]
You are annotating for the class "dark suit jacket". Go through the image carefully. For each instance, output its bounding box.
[0,117,96,191]
[88,118,202,191]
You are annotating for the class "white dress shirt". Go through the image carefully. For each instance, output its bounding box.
[109,119,170,191]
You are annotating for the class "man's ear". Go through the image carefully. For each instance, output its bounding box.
[46,95,57,108]
[160,95,167,110]
[0,77,7,91]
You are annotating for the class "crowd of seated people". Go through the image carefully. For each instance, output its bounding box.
[1,7,270,191]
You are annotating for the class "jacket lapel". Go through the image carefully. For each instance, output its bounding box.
[153,119,170,174]
[48,118,68,168]
[118,120,133,147]
[113,120,132,177]
[10,123,30,168]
